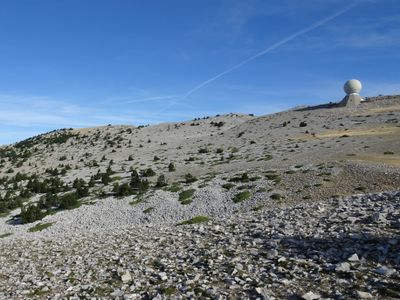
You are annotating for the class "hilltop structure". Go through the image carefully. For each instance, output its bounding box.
[339,79,363,108]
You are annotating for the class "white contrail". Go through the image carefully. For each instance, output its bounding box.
[182,1,363,100]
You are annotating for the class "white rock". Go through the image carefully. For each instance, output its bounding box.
[158,272,168,281]
[356,291,373,299]
[302,291,321,300]
[121,271,132,284]
[335,262,350,272]
[347,253,359,262]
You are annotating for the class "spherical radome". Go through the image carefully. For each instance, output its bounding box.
[344,79,362,94]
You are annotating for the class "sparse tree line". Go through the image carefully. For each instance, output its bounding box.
[0,161,196,224]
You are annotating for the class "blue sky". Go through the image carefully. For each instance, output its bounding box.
[0,0,399,145]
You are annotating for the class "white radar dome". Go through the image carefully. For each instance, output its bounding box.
[344,79,362,95]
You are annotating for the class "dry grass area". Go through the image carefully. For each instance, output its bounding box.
[346,153,400,166]
[300,125,400,139]
[352,104,400,116]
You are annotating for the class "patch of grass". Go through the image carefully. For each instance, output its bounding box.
[129,196,144,206]
[166,184,181,192]
[162,286,177,296]
[384,151,394,155]
[256,187,267,193]
[270,193,282,200]
[179,189,195,201]
[178,216,209,225]
[28,222,54,232]
[178,189,195,205]
[222,183,235,190]
[229,173,249,183]
[233,191,251,203]
[302,195,311,200]
[237,184,253,190]
[0,233,12,239]
[143,207,154,214]
[249,176,261,181]
[28,289,50,297]
[355,186,367,192]
[265,174,282,184]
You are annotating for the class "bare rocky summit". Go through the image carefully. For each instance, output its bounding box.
[0,95,399,299]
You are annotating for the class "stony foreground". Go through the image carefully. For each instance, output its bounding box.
[0,191,399,300]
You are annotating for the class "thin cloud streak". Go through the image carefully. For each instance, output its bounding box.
[182,1,363,100]
[102,95,177,105]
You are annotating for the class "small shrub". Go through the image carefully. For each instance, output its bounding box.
[0,233,13,239]
[270,193,282,200]
[28,222,53,232]
[178,216,209,225]
[142,168,156,177]
[115,183,134,197]
[167,184,181,192]
[384,151,394,155]
[184,173,197,183]
[155,174,167,188]
[59,192,79,209]
[233,191,251,203]
[179,189,195,202]
[168,163,176,172]
[20,205,46,224]
[143,207,154,214]
[355,186,366,192]
[222,183,235,190]
[198,148,209,154]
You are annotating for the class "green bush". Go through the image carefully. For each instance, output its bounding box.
[20,205,46,224]
[168,163,176,172]
[233,191,251,203]
[184,173,197,183]
[270,193,282,200]
[155,174,168,187]
[222,183,235,190]
[142,168,156,177]
[179,189,195,203]
[178,216,209,225]
[115,183,134,197]
[59,192,79,210]
[28,222,53,232]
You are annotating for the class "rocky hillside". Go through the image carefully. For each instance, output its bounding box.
[0,95,399,299]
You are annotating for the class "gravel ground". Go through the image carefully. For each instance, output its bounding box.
[0,191,399,299]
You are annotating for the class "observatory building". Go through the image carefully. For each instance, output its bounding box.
[339,79,363,108]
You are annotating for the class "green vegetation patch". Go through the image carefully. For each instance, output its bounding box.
[265,174,282,183]
[270,193,282,200]
[143,207,154,214]
[166,184,181,193]
[0,233,13,239]
[222,183,235,190]
[233,191,251,203]
[178,189,196,205]
[28,222,54,232]
[178,216,210,225]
